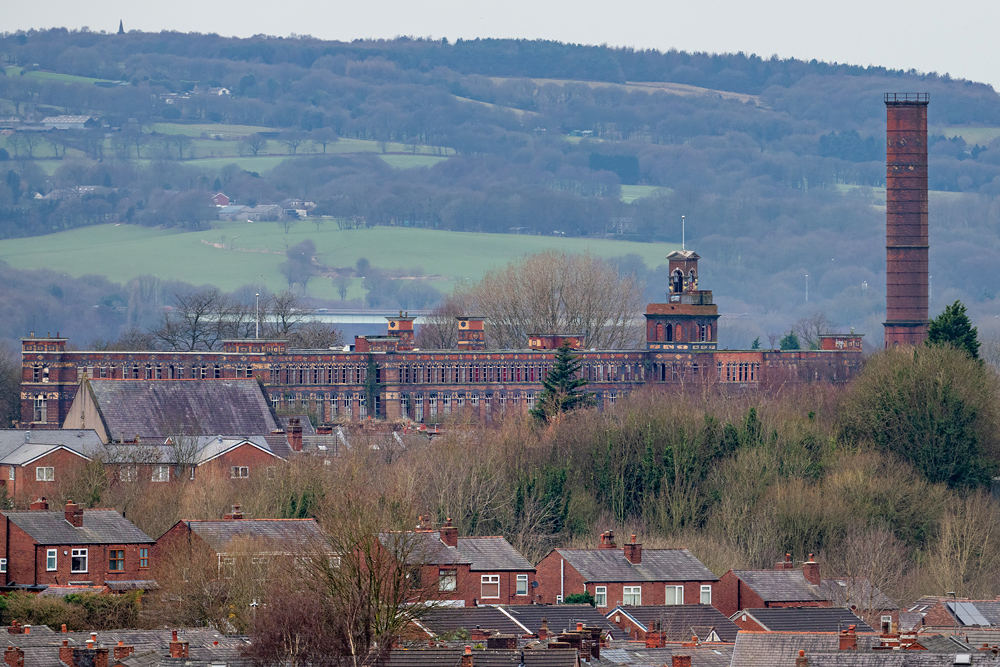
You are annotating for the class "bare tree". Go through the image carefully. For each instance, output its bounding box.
[287,321,344,350]
[311,127,338,153]
[266,290,305,338]
[238,133,268,157]
[280,131,305,155]
[0,341,21,428]
[792,313,836,350]
[153,289,229,351]
[472,251,643,349]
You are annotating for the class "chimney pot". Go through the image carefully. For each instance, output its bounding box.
[172,631,178,641]
[465,646,472,656]
[61,625,66,633]
[576,623,583,632]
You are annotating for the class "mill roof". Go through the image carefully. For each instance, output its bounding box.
[730,569,827,602]
[554,548,717,583]
[85,379,277,441]
[610,604,739,642]
[2,509,153,545]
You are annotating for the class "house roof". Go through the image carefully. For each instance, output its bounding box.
[599,645,732,667]
[86,379,278,441]
[734,607,875,633]
[0,429,103,460]
[385,531,468,566]
[418,607,528,636]
[2,509,153,545]
[554,548,717,583]
[506,604,618,636]
[730,569,827,602]
[183,518,325,553]
[610,604,739,642]
[101,435,282,466]
[821,578,899,612]
[730,631,980,667]
[457,537,534,571]
[386,649,578,667]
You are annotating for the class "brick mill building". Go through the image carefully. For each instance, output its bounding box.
[534,531,719,608]
[16,251,866,429]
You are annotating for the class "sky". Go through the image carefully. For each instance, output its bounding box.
[4,0,1000,90]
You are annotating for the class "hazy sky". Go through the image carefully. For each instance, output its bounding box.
[6,0,1000,90]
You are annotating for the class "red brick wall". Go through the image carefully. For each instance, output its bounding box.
[419,563,536,606]
[731,611,767,631]
[1,449,91,507]
[586,581,712,608]
[714,571,765,617]
[0,517,152,586]
[195,443,282,482]
[606,609,648,639]
[535,551,587,605]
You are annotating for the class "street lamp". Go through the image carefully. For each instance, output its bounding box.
[805,274,809,302]
[255,293,260,340]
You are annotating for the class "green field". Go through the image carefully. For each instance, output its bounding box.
[932,126,1000,145]
[0,223,676,301]
[3,66,117,85]
[620,185,670,203]
[378,154,448,168]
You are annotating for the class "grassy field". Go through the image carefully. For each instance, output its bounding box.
[0,223,677,301]
[378,154,449,168]
[620,185,670,203]
[3,66,117,85]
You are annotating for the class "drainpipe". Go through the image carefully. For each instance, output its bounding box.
[560,558,564,602]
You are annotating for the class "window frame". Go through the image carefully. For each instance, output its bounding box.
[595,585,608,608]
[71,548,88,574]
[139,548,149,569]
[481,574,500,599]
[700,585,712,605]
[439,569,457,592]
[35,466,54,482]
[516,574,529,596]
[46,549,57,571]
[151,465,170,482]
[665,585,684,605]
[0,559,6,573]
[109,549,125,572]
[623,586,641,606]
[230,466,250,479]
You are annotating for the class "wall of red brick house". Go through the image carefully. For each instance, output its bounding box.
[585,581,713,609]
[194,444,282,482]
[606,609,648,639]
[731,611,767,632]
[418,563,536,606]
[920,602,955,628]
[1,519,152,586]
[714,572,765,617]
[535,552,587,605]
[151,521,197,564]
[1,449,91,507]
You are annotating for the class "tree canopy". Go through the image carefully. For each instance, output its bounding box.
[927,300,980,360]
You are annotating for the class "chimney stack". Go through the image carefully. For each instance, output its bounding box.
[839,625,857,651]
[884,93,930,347]
[4,646,23,667]
[64,501,83,528]
[776,553,793,570]
[113,640,134,661]
[460,646,473,667]
[802,553,820,585]
[671,656,692,667]
[538,619,548,641]
[169,630,189,659]
[59,641,72,667]
[223,504,244,521]
[598,531,617,549]
[623,535,642,564]
[440,518,458,548]
[795,649,809,667]
[29,498,48,511]
[288,418,303,452]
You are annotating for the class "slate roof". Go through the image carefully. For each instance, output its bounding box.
[555,548,717,583]
[610,604,739,642]
[506,604,618,636]
[86,379,278,441]
[383,531,468,566]
[600,645,733,667]
[821,577,899,611]
[386,648,578,667]
[418,607,529,636]
[729,631,983,667]
[3,509,154,545]
[101,435,282,466]
[730,569,828,602]
[38,585,108,597]
[734,607,875,632]
[457,537,534,571]
[184,518,325,553]
[0,429,103,463]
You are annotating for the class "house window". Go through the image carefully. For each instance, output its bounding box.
[623,586,641,605]
[439,569,457,592]
[35,467,54,482]
[7,467,13,481]
[139,548,149,568]
[881,615,893,631]
[230,466,249,479]
[481,575,500,598]
[47,549,57,571]
[120,466,137,482]
[665,585,684,605]
[0,559,6,573]
[595,586,607,608]
[71,549,88,573]
[517,574,529,596]
[109,550,124,571]
[152,465,170,482]
[700,585,712,605]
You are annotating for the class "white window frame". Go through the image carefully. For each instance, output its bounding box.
[881,615,893,630]
[516,574,529,596]
[120,466,137,482]
[35,466,54,482]
[152,465,170,482]
[439,569,457,592]
[665,585,684,605]
[46,549,57,571]
[230,466,249,479]
[700,585,712,605]
[595,585,607,608]
[623,586,641,605]
[71,548,88,573]
[481,574,500,599]
[7,467,13,481]
[0,559,6,573]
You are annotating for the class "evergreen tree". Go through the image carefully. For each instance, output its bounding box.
[779,331,801,350]
[927,300,980,360]
[530,342,594,423]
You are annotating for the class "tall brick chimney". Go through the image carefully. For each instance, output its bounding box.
[64,501,83,528]
[623,535,642,564]
[802,553,820,585]
[884,93,930,347]
[440,518,458,548]
[288,418,303,452]
[169,630,189,659]
[538,619,548,641]
[671,656,691,667]
[113,641,134,661]
[4,645,23,667]
[59,641,73,667]
[598,531,617,549]
[223,504,244,521]
[460,645,473,667]
[29,498,48,511]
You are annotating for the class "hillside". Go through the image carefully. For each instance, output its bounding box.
[2,31,1000,346]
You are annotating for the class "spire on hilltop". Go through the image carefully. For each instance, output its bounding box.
[118,20,125,35]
